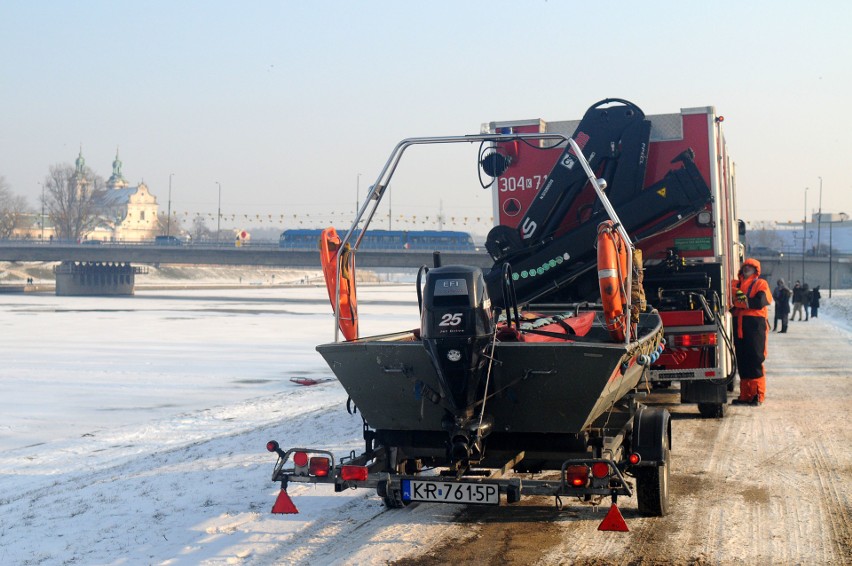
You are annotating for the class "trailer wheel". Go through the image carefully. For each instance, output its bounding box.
[698,402,726,419]
[636,428,670,517]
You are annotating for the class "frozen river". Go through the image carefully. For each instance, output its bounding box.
[0,284,421,452]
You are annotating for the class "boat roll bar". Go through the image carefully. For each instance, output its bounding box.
[333,134,635,344]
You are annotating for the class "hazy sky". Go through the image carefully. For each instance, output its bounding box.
[1,1,850,235]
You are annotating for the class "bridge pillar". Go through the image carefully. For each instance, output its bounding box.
[54,262,147,296]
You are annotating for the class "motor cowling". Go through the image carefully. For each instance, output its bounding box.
[421,265,494,419]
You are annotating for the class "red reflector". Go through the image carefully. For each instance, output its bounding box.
[292,451,308,467]
[598,503,629,532]
[271,489,299,514]
[628,453,641,465]
[340,465,369,481]
[704,370,716,377]
[672,332,717,347]
[591,462,610,479]
[309,456,330,477]
[565,465,589,487]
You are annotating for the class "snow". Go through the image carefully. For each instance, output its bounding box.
[0,284,850,565]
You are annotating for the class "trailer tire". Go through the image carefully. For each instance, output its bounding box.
[698,402,726,419]
[636,430,670,517]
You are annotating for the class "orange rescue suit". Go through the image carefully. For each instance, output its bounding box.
[730,258,772,402]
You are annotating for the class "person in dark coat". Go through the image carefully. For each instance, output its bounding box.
[772,279,791,332]
[803,283,811,320]
[791,281,804,321]
[810,285,821,318]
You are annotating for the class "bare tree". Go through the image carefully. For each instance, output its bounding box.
[157,212,184,237]
[44,164,106,242]
[191,215,213,241]
[746,220,785,251]
[0,176,31,239]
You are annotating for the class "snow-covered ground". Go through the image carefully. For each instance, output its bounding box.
[0,286,850,565]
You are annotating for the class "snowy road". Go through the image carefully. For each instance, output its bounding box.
[0,287,850,565]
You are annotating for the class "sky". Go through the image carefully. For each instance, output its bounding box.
[1,1,851,236]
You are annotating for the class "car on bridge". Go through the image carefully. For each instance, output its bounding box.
[154,235,183,246]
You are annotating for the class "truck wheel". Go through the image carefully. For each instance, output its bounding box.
[698,402,726,419]
[636,431,670,517]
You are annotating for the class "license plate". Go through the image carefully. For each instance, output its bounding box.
[401,479,499,505]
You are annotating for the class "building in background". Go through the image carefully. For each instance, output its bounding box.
[746,213,852,257]
[91,150,160,242]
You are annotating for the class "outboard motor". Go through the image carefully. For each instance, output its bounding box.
[420,265,495,464]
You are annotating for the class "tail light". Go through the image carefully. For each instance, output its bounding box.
[340,465,369,481]
[591,462,610,479]
[628,453,641,465]
[309,456,330,477]
[292,451,309,475]
[565,465,590,487]
[669,333,717,347]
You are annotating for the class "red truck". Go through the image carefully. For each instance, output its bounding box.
[483,99,742,417]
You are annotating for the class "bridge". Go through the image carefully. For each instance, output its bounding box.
[0,241,493,295]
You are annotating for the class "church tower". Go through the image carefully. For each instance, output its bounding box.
[106,148,129,189]
[74,146,90,198]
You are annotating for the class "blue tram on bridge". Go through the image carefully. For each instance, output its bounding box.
[279,229,476,252]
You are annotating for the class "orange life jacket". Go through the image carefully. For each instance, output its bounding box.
[731,275,771,338]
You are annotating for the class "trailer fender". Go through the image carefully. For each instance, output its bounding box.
[632,406,671,466]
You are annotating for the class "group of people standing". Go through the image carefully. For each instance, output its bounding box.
[771,279,821,332]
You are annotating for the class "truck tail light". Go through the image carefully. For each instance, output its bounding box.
[309,456,330,477]
[628,453,641,465]
[669,333,717,347]
[340,465,369,481]
[565,465,590,487]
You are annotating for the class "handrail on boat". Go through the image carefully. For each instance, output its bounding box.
[333,133,635,344]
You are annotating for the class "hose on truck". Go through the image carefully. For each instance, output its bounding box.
[689,291,737,386]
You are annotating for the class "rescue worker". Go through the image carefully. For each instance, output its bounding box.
[731,258,772,406]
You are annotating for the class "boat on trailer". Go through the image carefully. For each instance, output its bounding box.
[267,106,672,527]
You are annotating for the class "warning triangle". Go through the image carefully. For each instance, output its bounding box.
[656,187,667,198]
[597,503,629,532]
[271,489,299,514]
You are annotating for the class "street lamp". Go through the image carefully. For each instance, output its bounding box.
[356,173,362,213]
[39,182,44,241]
[802,187,808,281]
[816,176,823,255]
[167,173,174,237]
[216,181,222,241]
